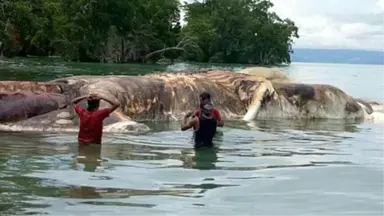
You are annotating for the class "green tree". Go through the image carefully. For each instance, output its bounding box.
[0,0,186,63]
[181,0,299,65]
[0,0,298,65]
[0,0,58,57]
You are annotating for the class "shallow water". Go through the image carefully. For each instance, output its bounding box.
[0,60,383,215]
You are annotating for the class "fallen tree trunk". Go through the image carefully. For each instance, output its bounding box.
[142,47,184,61]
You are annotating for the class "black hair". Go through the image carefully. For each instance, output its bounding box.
[87,99,100,111]
[199,92,211,101]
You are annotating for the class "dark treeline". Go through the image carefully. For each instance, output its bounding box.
[0,0,299,65]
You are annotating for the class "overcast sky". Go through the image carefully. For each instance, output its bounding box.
[180,0,384,51]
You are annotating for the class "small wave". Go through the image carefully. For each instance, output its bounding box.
[103,121,151,134]
[370,111,384,122]
[366,104,384,123]
[166,63,199,72]
[165,62,243,72]
[0,120,151,134]
[0,124,78,133]
[372,104,384,111]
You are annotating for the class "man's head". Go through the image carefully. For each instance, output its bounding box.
[199,92,211,103]
[87,99,100,111]
[200,99,213,119]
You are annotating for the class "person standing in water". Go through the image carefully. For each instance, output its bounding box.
[181,100,217,148]
[71,93,120,145]
[194,92,224,127]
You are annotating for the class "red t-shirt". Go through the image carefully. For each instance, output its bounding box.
[194,108,222,122]
[74,105,110,144]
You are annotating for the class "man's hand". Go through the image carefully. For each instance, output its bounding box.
[88,93,100,100]
[184,111,194,119]
[181,111,197,131]
[71,95,90,105]
[88,93,120,113]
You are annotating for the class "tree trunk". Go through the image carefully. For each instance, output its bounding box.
[142,47,184,61]
[0,41,3,57]
[120,38,125,63]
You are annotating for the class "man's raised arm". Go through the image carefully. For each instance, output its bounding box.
[98,95,120,113]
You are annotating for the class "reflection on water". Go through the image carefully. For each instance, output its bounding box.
[75,144,103,172]
[0,119,383,215]
[0,60,383,215]
[0,58,169,81]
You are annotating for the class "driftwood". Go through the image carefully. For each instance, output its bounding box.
[141,35,200,62]
[142,47,184,61]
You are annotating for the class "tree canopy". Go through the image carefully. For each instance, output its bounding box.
[0,0,299,65]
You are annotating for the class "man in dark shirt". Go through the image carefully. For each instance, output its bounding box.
[181,100,217,148]
[194,92,224,127]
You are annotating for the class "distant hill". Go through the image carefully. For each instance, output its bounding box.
[290,48,384,65]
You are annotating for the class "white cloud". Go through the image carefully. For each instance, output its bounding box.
[179,0,384,51]
[270,0,384,50]
[378,0,384,10]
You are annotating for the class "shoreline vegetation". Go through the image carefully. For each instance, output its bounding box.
[0,0,299,66]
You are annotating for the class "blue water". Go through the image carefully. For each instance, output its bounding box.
[0,61,383,215]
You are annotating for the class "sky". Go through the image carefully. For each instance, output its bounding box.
[180,0,384,51]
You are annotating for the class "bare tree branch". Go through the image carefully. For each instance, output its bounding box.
[143,47,185,61]
[140,34,201,61]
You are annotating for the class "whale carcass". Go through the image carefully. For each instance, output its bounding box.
[0,68,381,134]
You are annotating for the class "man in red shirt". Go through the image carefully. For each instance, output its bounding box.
[193,92,224,127]
[71,93,120,145]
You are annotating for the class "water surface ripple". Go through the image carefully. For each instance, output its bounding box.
[0,61,383,215]
[0,119,383,215]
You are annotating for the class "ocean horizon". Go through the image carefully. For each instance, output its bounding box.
[291,48,384,65]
